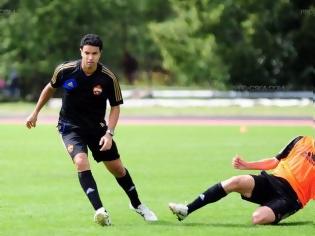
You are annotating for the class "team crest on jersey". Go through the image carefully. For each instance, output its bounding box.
[63,78,77,91]
[93,85,103,95]
[67,144,74,153]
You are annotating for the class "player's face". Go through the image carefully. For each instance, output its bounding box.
[80,45,101,69]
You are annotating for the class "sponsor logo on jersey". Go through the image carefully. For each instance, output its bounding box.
[304,151,315,166]
[63,78,78,91]
[93,84,103,95]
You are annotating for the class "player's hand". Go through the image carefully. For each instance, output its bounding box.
[232,155,248,170]
[99,133,113,151]
[25,112,38,129]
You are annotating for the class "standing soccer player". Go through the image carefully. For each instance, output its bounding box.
[169,136,315,225]
[26,34,157,226]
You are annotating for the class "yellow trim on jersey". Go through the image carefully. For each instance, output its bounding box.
[51,61,78,85]
[101,66,123,102]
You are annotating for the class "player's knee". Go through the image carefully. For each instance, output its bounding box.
[224,176,243,191]
[251,211,273,225]
[104,159,126,177]
[74,155,89,171]
[252,211,263,224]
[111,167,126,178]
[106,164,126,177]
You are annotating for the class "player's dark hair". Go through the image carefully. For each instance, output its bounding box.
[80,34,103,51]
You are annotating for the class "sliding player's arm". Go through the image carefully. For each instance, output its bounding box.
[232,136,304,171]
[232,155,279,170]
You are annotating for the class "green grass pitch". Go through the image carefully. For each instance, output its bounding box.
[0,124,313,236]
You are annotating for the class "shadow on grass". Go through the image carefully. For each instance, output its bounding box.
[276,221,314,226]
[148,220,253,228]
[148,220,314,228]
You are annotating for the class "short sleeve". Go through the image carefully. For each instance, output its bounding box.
[101,66,123,106]
[50,64,64,88]
[275,136,303,160]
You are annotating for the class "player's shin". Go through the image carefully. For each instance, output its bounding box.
[115,168,141,208]
[187,183,227,214]
[78,170,103,210]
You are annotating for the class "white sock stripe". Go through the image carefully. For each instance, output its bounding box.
[128,186,135,192]
[199,194,205,201]
[86,187,95,195]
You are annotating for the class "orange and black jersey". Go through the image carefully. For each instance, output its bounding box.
[272,136,315,206]
[50,60,123,130]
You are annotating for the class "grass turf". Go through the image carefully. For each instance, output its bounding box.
[0,124,314,236]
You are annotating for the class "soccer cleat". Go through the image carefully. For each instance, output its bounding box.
[129,203,158,221]
[94,207,111,226]
[169,203,188,221]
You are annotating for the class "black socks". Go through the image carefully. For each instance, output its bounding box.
[78,170,103,210]
[78,169,141,210]
[78,170,226,215]
[187,183,227,214]
[116,169,141,208]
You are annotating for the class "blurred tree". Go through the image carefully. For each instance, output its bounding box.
[1,0,110,98]
[149,0,230,88]
[222,0,315,90]
[0,0,172,99]
[150,0,314,90]
[0,0,313,97]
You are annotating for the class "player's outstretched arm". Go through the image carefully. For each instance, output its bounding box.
[232,155,279,170]
[26,83,56,129]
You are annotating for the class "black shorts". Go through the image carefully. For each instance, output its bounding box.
[57,120,120,162]
[241,171,302,224]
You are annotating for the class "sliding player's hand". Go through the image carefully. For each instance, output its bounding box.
[232,155,248,170]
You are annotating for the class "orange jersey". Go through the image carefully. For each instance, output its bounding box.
[272,136,315,206]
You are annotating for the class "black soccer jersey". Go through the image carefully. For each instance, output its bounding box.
[50,60,123,130]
